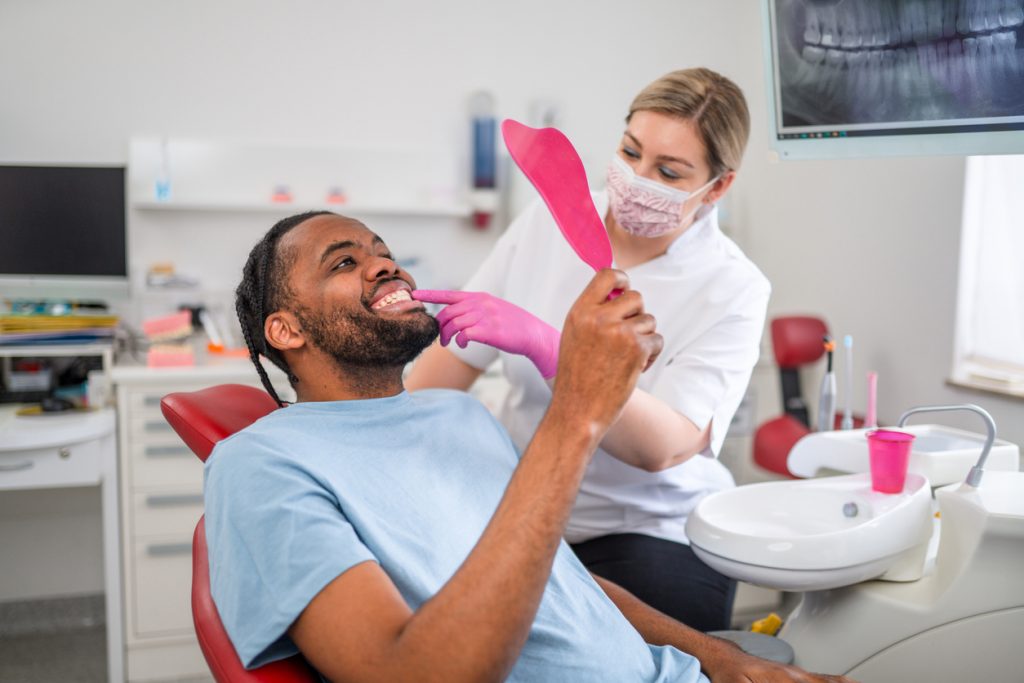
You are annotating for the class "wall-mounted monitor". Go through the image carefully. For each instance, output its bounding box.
[0,165,128,299]
[763,0,1024,160]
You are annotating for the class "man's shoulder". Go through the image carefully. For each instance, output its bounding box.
[205,408,304,477]
[409,388,494,417]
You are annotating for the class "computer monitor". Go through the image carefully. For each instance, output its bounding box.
[762,0,1024,160]
[0,165,129,299]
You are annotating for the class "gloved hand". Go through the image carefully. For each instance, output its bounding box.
[412,290,560,379]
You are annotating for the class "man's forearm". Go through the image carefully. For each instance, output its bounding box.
[594,574,855,683]
[592,574,741,675]
[390,405,602,682]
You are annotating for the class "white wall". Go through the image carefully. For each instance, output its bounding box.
[1,0,1020,601]
[719,7,1024,449]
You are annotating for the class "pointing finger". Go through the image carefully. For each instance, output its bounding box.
[411,289,470,305]
[440,310,483,347]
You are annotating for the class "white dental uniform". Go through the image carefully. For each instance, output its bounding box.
[450,191,770,545]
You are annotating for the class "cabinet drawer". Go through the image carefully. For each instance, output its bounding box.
[132,491,204,538]
[0,438,101,491]
[125,391,168,421]
[131,535,194,638]
[128,389,169,411]
[128,440,204,489]
[129,415,180,442]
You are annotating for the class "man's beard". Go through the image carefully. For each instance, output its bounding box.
[295,299,439,369]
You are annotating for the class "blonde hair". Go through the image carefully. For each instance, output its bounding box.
[627,68,750,179]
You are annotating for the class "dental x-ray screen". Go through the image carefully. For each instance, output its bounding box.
[764,0,1024,159]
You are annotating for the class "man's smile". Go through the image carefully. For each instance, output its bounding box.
[368,280,424,313]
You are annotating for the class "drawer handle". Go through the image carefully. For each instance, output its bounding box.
[0,460,34,472]
[143,396,162,406]
[146,542,192,557]
[144,446,192,458]
[144,421,174,432]
[145,494,204,508]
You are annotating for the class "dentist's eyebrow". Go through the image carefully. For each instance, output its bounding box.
[319,235,385,265]
[624,131,695,169]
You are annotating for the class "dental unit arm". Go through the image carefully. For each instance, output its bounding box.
[896,403,996,487]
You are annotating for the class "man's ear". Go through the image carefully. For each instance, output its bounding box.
[265,311,306,353]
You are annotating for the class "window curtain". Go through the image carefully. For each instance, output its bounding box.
[955,155,1024,384]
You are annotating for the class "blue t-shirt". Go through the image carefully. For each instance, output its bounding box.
[204,389,705,682]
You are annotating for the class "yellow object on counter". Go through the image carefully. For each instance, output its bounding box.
[0,314,118,332]
[750,612,783,636]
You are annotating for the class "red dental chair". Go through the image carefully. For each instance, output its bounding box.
[752,317,863,478]
[160,384,319,683]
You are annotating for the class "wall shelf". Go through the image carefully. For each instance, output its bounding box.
[128,138,469,221]
[132,199,471,218]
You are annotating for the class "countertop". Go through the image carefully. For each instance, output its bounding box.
[0,405,116,451]
[110,356,286,385]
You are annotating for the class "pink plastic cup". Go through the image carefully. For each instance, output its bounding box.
[866,429,916,493]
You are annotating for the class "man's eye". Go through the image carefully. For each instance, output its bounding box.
[332,257,355,270]
[621,146,640,159]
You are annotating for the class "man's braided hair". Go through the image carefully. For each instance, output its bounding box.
[235,211,336,406]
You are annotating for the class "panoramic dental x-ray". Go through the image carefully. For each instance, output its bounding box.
[776,0,1024,125]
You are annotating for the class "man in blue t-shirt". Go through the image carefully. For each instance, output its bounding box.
[205,211,851,682]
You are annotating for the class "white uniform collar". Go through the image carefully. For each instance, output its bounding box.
[664,203,718,259]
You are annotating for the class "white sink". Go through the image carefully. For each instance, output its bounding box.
[686,473,934,591]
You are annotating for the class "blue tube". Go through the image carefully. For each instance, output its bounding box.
[472,116,496,189]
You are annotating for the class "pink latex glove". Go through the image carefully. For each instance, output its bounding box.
[412,289,560,379]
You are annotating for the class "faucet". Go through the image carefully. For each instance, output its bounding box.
[897,404,997,488]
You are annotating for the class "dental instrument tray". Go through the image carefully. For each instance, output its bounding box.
[787,425,1020,486]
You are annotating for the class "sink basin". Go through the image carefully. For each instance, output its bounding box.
[686,473,934,591]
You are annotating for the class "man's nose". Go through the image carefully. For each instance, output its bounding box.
[365,254,399,281]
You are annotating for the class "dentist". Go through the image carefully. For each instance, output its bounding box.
[408,68,769,632]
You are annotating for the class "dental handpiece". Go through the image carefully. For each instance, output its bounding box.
[817,336,836,432]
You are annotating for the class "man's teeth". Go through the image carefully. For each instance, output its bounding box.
[372,290,412,310]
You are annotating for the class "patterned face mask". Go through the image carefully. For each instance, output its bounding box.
[606,154,718,238]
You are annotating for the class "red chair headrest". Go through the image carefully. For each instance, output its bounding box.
[770,317,829,368]
[753,415,809,478]
[161,384,280,462]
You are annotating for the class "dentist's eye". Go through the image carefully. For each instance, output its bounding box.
[659,166,681,180]
[621,146,640,159]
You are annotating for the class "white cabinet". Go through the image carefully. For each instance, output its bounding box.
[0,436,102,489]
[113,363,290,681]
[0,343,123,683]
